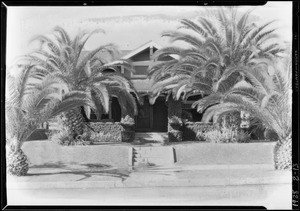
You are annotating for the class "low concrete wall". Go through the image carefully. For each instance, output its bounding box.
[21,141,276,168]
[174,142,276,165]
[22,141,130,167]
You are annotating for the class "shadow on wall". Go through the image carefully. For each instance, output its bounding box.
[28,162,131,181]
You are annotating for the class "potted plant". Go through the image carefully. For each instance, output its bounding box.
[169,116,183,130]
[120,115,135,142]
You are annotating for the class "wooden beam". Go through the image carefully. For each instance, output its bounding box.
[150,46,153,59]
[132,61,150,66]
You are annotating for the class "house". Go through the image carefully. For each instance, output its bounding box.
[90,41,204,133]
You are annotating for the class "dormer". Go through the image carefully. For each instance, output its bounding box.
[121,41,173,79]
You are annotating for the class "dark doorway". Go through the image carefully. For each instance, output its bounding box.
[135,96,168,132]
[152,97,168,132]
[111,97,121,122]
[135,96,151,131]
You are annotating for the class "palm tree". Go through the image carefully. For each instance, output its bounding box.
[192,58,292,170]
[26,26,140,140]
[148,7,284,104]
[6,63,96,176]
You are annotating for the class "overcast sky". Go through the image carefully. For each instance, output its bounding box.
[6,2,292,66]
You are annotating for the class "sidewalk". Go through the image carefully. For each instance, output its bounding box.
[7,164,292,189]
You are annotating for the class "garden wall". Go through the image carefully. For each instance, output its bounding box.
[174,142,276,165]
[22,141,130,167]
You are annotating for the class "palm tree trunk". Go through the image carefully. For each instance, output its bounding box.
[7,138,29,176]
[274,136,292,170]
[63,107,85,138]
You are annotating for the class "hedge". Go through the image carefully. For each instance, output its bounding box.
[87,122,135,143]
[183,121,217,141]
[87,122,124,142]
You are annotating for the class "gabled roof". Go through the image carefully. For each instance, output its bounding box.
[122,40,162,60]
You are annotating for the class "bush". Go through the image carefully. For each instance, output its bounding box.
[203,126,238,143]
[49,124,91,146]
[183,122,217,141]
[195,131,206,142]
[169,116,183,130]
[90,132,120,143]
[168,130,183,142]
[121,131,135,143]
[235,130,251,143]
[203,127,252,143]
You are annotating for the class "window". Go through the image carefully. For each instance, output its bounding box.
[132,66,148,76]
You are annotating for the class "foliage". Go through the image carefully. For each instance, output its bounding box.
[183,121,217,141]
[148,7,284,104]
[49,124,92,146]
[90,132,120,143]
[193,59,292,142]
[168,130,183,142]
[120,115,135,126]
[88,122,123,133]
[203,126,238,143]
[5,63,93,150]
[235,130,251,143]
[169,115,183,126]
[26,26,141,122]
[121,131,136,143]
[217,111,240,129]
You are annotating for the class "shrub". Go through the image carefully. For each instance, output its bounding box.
[169,116,183,125]
[203,126,238,143]
[236,130,251,143]
[217,111,241,129]
[90,132,120,143]
[49,124,91,146]
[168,130,183,142]
[183,122,217,141]
[121,115,135,126]
[195,131,206,141]
[121,131,135,143]
[202,130,223,143]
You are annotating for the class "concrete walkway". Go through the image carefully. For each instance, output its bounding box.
[7,164,291,189]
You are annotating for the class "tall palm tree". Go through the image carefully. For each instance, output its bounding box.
[26,26,140,140]
[148,7,284,104]
[192,58,292,170]
[6,63,95,176]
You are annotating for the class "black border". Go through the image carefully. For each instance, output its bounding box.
[292,1,300,210]
[1,0,298,210]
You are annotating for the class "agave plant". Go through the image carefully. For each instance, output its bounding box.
[148,7,284,105]
[6,63,95,176]
[25,26,140,141]
[192,58,292,170]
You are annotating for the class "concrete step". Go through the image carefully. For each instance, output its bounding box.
[131,146,175,166]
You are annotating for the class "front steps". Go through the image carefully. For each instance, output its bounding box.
[134,132,168,144]
[130,146,175,167]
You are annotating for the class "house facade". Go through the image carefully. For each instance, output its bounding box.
[91,41,204,133]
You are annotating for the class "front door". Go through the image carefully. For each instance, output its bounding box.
[135,96,151,132]
[135,96,168,132]
[152,97,168,132]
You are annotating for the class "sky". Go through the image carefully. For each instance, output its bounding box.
[6,2,293,66]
